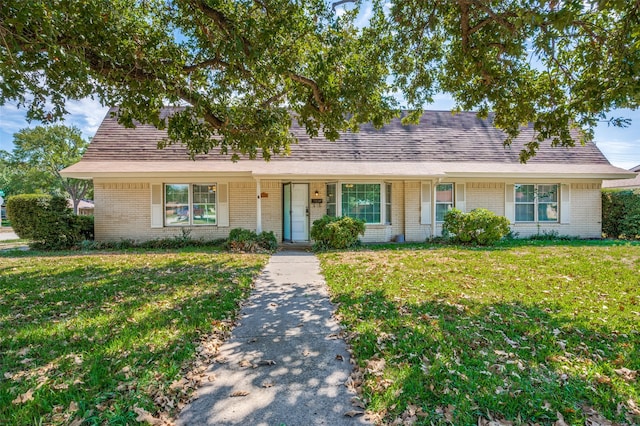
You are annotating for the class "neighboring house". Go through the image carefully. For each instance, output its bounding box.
[601,165,640,190]
[61,108,634,243]
[67,199,95,216]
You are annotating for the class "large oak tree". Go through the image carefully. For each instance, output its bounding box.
[1,0,638,161]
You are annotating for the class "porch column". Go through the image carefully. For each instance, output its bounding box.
[256,178,263,233]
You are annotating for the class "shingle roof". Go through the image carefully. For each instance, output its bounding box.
[82,107,610,164]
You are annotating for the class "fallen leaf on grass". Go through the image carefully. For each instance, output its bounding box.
[11,388,34,404]
[582,405,615,426]
[627,398,640,415]
[133,406,164,425]
[443,404,455,422]
[230,390,250,397]
[16,347,30,356]
[614,368,637,382]
[554,411,569,426]
[69,401,79,412]
[344,410,364,417]
[69,419,83,426]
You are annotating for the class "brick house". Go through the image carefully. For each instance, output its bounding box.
[61,108,634,243]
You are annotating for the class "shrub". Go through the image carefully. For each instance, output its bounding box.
[602,189,640,239]
[227,228,277,252]
[310,215,366,250]
[443,208,510,246]
[6,194,93,250]
[72,215,95,241]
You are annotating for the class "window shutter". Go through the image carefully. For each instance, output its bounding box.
[421,182,431,224]
[151,184,163,228]
[560,183,571,224]
[217,183,229,227]
[455,183,466,212]
[505,184,515,223]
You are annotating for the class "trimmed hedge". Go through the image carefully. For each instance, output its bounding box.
[310,215,365,250]
[6,194,94,249]
[602,189,640,239]
[442,208,510,245]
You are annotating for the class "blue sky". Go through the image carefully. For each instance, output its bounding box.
[1,96,638,169]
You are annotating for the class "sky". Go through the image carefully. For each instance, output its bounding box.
[1,97,639,170]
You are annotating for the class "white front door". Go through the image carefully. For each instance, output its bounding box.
[291,183,309,241]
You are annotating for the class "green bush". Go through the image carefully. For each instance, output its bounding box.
[6,194,92,250]
[310,215,366,250]
[602,189,640,239]
[442,208,510,246]
[227,228,277,252]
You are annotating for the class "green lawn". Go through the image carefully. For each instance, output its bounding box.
[319,241,640,425]
[0,248,267,425]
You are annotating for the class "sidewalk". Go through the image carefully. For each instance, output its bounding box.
[177,251,370,426]
[0,227,19,241]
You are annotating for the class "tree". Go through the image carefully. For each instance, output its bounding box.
[1,1,638,162]
[0,125,92,213]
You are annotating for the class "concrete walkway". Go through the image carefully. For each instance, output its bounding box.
[177,251,369,426]
[0,228,19,241]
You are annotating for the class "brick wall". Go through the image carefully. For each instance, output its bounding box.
[260,180,282,240]
[467,182,505,215]
[509,182,602,238]
[94,180,257,242]
[93,178,605,243]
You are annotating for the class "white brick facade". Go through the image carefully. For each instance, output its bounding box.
[93,178,604,243]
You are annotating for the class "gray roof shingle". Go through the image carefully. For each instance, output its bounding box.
[81,107,611,165]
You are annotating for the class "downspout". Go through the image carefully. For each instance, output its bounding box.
[256,178,262,233]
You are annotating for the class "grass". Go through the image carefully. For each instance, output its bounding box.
[319,240,640,425]
[0,247,268,425]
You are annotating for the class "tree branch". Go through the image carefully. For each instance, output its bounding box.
[187,0,252,56]
[288,72,327,112]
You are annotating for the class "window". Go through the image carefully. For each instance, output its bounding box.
[326,182,389,224]
[342,183,381,223]
[515,184,558,222]
[435,183,454,222]
[165,184,217,226]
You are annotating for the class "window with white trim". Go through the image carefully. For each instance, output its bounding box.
[326,182,390,224]
[435,183,454,222]
[515,184,558,222]
[165,183,217,226]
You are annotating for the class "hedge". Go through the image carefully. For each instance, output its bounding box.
[602,189,640,239]
[6,194,94,249]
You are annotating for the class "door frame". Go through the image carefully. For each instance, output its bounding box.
[282,182,309,242]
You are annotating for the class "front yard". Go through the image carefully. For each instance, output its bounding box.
[320,241,640,425]
[0,248,267,425]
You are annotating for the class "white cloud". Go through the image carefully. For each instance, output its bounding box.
[0,98,108,151]
[62,98,109,138]
[595,138,640,170]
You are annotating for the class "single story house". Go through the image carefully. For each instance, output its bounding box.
[602,165,640,190]
[68,199,95,216]
[61,108,634,243]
